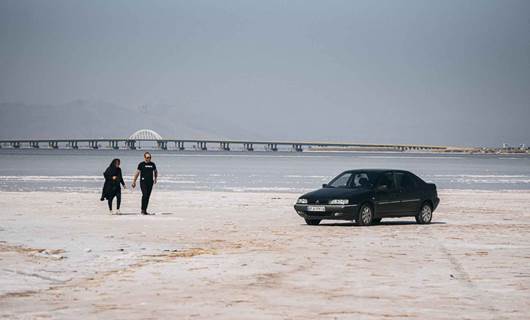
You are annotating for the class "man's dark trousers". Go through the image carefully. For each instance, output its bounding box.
[140,181,153,211]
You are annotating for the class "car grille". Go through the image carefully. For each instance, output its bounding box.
[307,199,325,205]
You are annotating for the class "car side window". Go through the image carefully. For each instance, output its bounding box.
[328,172,353,188]
[395,172,417,191]
[377,172,395,190]
[404,173,418,190]
[350,173,372,188]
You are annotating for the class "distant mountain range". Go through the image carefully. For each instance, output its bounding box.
[0,100,262,140]
[1,100,527,147]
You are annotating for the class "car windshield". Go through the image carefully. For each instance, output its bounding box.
[327,171,376,189]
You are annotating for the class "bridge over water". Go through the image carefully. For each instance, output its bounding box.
[0,129,450,152]
[0,138,449,152]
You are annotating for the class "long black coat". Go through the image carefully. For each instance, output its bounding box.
[101,166,125,200]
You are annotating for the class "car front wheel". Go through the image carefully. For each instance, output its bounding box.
[355,204,373,226]
[416,202,433,224]
[305,218,321,225]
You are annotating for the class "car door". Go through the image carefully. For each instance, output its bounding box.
[374,172,401,216]
[395,172,421,214]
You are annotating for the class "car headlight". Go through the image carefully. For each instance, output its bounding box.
[329,199,349,205]
[297,198,308,204]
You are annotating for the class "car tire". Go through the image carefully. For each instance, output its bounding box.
[305,218,321,225]
[355,204,373,226]
[416,202,433,224]
[372,218,382,224]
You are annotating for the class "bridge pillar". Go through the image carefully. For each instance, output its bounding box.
[244,143,254,151]
[90,141,99,149]
[69,141,79,149]
[127,140,136,150]
[31,141,39,148]
[157,140,168,150]
[176,141,185,150]
[48,141,58,149]
[113,141,119,150]
[292,144,303,152]
[220,142,230,151]
[196,142,207,151]
[11,141,20,149]
[267,143,278,151]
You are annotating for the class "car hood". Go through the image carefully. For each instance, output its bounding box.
[300,188,370,203]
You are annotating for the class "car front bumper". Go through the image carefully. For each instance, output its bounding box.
[293,204,358,220]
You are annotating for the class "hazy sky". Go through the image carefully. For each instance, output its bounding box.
[1,0,529,146]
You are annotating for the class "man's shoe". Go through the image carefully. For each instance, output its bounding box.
[109,210,114,215]
[116,209,121,215]
[141,210,147,215]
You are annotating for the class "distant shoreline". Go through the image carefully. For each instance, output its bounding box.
[0,147,528,156]
[305,146,530,155]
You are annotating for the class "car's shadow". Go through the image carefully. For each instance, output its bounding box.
[113,212,174,216]
[315,221,447,227]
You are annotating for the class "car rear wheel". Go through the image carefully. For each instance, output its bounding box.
[355,204,373,226]
[416,202,433,224]
[305,218,321,225]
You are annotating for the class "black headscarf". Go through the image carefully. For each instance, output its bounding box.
[109,158,120,168]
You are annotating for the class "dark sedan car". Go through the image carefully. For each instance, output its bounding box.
[294,169,439,226]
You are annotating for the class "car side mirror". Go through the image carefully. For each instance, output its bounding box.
[322,184,328,188]
[376,185,388,192]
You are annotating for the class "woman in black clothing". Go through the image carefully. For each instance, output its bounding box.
[101,158,126,214]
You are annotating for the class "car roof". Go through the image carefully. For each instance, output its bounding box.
[343,169,412,174]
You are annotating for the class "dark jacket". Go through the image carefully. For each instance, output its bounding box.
[101,166,125,200]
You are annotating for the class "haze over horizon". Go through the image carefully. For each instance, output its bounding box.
[1,0,529,147]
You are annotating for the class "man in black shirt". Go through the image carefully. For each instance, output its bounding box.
[132,152,158,215]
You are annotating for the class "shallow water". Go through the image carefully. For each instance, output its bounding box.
[0,149,529,192]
